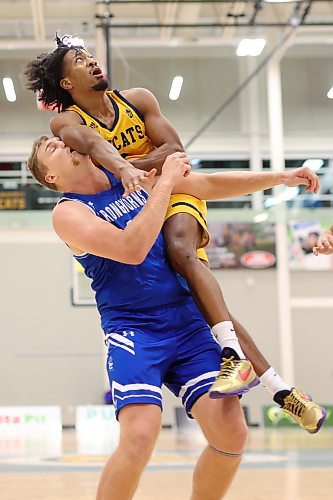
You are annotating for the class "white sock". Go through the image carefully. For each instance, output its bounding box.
[260,367,292,395]
[212,321,246,359]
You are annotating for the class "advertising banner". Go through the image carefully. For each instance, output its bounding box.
[205,222,276,269]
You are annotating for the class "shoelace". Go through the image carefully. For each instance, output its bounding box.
[284,392,307,417]
[217,356,240,380]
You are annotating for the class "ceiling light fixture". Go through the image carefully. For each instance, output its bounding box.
[327,86,333,99]
[3,77,16,102]
[254,213,269,223]
[236,39,266,57]
[169,76,183,101]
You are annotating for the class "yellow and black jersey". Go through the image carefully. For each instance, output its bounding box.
[66,90,210,261]
[66,89,155,159]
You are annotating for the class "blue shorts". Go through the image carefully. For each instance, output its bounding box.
[105,298,221,419]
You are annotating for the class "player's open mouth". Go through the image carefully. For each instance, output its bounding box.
[92,67,103,77]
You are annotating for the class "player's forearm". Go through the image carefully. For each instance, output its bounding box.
[129,143,184,174]
[122,179,174,263]
[85,136,132,176]
[174,171,283,200]
[58,126,131,176]
[210,171,283,199]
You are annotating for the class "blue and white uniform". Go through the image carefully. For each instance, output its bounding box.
[60,168,221,417]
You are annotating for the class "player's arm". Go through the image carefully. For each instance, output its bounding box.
[52,153,190,263]
[313,226,333,255]
[171,166,319,200]
[50,112,150,196]
[121,88,184,173]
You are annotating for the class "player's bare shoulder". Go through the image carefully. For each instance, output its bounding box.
[120,88,158,113]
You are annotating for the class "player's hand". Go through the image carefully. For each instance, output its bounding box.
[281,167,319,193]
[120,165,153,197]
[161,152,191,185]
[313,231,333,255]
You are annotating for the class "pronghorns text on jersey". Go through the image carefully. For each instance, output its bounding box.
[111,125,145,151]
[98,190,147,223]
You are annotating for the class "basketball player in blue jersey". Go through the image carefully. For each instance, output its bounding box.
[25,34,326,433]
[27,136,324,499]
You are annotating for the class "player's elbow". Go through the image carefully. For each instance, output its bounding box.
[124,252,146,265]
[131,248,149,265]
[171,141,184,154]
[119,246,148,265]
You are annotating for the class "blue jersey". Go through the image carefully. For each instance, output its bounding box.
[60,168,190,333]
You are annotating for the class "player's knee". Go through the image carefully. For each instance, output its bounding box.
[208,406,248,453]
[221,413,248,452]
[121,424,159,465]
[166,238,198,273]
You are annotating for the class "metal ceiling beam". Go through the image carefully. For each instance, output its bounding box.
[160,2,179,40]
[96,21,333,27]
[176,2,202,39]
[30,0,45,41]
[249,0,264,25]
[223,1,247,39]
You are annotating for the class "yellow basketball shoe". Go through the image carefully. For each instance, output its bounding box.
[209,356,260,398]
[279,388,327,434]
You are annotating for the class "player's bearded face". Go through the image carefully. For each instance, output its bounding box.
[92,78,109,91]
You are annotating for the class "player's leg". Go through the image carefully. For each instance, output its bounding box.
[96,404,161,500]
[166,306,246,499]
[163,212,230,327]
[230,314,270,376]
[97,313,174,499]
[190,394,247,500]
[163,210,258,396]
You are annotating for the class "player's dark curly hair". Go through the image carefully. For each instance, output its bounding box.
[24,34,85,113]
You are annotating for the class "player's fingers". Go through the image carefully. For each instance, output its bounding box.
[170,151,187,159]
[145,168,157,178]
[314,176,320,193]
[123,183,135,197]
[298,177,310,188]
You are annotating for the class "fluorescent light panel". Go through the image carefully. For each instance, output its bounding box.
[327,86,333,99]
[169,76,183,101]
[3,77,16,102]
[264,187,300,208]
[254,213,268,223]
[236,39,266,57]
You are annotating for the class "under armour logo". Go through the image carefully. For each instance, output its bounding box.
[122,330,135,337]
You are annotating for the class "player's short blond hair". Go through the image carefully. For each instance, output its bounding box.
[27,135,58,191]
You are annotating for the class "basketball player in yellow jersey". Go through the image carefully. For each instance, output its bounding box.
[65,87,210,259]
[25,35,325,433]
